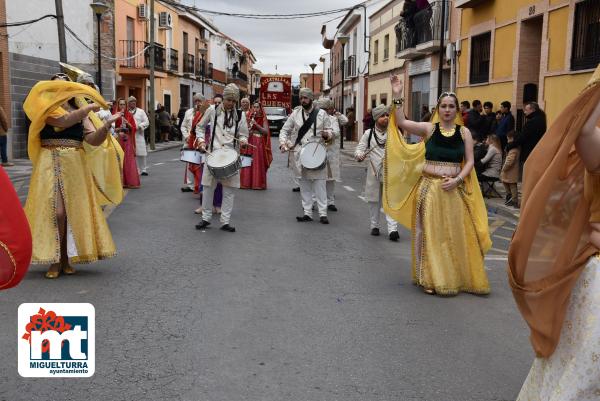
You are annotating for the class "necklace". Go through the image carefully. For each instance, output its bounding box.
[439,125,456,137]
[373,128,386,147]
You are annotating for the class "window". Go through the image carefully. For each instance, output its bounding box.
[470,32,491,84]
[183,32,189,55]
[571,0,600,71]
[384,34,389,60]
[371,95,377,109]
[374,40,379,64]
[380,93,388,105]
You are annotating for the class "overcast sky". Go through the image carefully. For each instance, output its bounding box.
[182,0,385,84]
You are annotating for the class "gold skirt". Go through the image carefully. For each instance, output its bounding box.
[24,146,116,264]
[412,175,490,295]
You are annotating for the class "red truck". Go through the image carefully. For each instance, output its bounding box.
[260,74,292,134]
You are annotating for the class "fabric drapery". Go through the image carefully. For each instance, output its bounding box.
[240,107,272,189]
[508,65,600,358]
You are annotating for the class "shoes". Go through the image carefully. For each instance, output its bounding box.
[141,171,149,176]
[181,187,193,192]
[1,162,14,167]
[195,220,211,229]
[45,264,61,279]
[389,231,400,242]
[296,215,313,222]
[62,265,76,275]
[319,216,329,224]
[327,205,338,212]
[504,196,513,205]
[370,228,380,236]
[214,207,221,214]
[423,288,436,295]
[220,224,236,232]
[505,194,511,203]
[194,207,202,214]
[292,187,300,192]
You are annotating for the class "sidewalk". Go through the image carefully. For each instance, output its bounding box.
[3,140,181,183]
[340,140,520,223]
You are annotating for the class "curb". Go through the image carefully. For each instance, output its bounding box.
[148,143,182,153]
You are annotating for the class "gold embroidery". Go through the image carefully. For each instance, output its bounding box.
[439,125,457,137]
[41,138,83,148]
[0,240,17,289]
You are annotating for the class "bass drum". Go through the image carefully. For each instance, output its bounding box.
[299,139,327,170]
[206,148,241,179]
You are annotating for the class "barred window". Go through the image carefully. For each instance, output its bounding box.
[470,32,491,84]
[571,0,600,71]
[384,34,390,60]
[374,40,379,64]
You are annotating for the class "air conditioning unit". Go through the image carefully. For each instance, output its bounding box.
[137,4,149,20]
[158,12,172,29]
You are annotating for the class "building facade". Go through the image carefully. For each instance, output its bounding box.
[299,72,323,96]
[454,0,600,125]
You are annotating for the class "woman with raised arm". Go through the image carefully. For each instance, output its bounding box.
[383,75,491,295]
[510,66,600,400]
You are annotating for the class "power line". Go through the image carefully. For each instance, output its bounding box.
[0,14,56,28]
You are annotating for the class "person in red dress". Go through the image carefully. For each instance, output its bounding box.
[0,166,32,290]
[240,101,272,189]
[114,98,140,189]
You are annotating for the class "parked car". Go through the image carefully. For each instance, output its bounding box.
[264,106,288,135]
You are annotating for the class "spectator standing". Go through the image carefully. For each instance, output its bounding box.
[509,101,547,164]
[495,100,515,150]
[346,107,356,140]
[420,104,432,122]
[0,105,13,166]
[362,108,374,130]
[460,100,470,127]
[501,131,520,208]
[157,104,172,142]
[177,104,187,132]
[483,101,497,138]
[479,134,503,181]
[466,99,486,141]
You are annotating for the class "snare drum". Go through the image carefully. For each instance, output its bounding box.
[180,149,204,165]
[299,139,327,170]
[206,148,241,179]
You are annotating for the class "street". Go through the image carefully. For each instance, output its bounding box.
[1,141,532,401]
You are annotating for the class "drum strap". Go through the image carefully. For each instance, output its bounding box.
[367,127,386,149]
[209,108,242,152]
[295,108,318,147]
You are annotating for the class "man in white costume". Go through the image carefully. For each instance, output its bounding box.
[354,104,400,241]
[195,84,249,232]
[279,88,333,224]
[319,97,347,212]
[127,96,150,176]
[180,93,205,192]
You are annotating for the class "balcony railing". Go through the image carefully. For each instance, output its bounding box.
[183,53,195,75]
[196,58,205,77]
[345,55,356,78]
[227,69,248,83]
[207,62,213,79]
[395,1,449,54]
[168,48,178,72]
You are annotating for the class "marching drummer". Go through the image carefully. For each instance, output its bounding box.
[354,104,400,241]
[194,83,249,232]
[279,87,332,224]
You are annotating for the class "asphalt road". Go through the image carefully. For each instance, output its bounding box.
[1,141,532,401]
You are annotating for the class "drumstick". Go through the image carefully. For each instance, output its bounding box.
[356,146,376,162]
[222,133,258,149]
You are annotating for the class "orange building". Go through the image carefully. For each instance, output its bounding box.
[299,72,324,96]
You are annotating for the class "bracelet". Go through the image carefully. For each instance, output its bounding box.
[392,98,404,106]
[456,176,464,185]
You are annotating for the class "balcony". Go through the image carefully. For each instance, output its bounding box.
[196,58,206,78]
[227,69,248,84]
[168,48,178,72]
[345,55,356,78]
[207,62,213,80]
[183,53,195,75]
[118,40,165,73]
[395,1,449,59]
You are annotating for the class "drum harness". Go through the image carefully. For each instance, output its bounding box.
[367,127,386,180]
[210,106,242,153]
[294,108,318,147]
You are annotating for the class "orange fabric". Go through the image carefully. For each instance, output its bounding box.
[114,108,137,152]
[508,67,600,358]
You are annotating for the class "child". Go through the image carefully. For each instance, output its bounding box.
[500,131,520,207]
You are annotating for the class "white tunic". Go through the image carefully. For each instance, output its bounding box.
[279,106,332,181]
[129,107,150,156]
[355,127,387,202]
[196,104,249,188]
[325,114,341,182]
[180,108,196,143]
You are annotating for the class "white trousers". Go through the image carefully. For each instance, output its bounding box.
[292,175,300,187]
[300,178,327,217]
[137,156,147,173]
[368,201,398,233]
[202,182,234,225]
[326,180,336,206]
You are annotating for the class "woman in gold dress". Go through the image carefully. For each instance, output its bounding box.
[510,66,600,400]
[24,75,122,279]
[383,75,491,296]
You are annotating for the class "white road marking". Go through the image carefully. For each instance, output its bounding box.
[485,256,508,262]
[154,162,165,166]
[343,185,355,192]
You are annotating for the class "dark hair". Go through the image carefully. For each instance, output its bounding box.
[437,93,459,109]
[525,101,540,112]
[213,94,223,100]
[460,100,470,109]
[472,100,482,108]
[507,130,515,139]
[483,101,493,109]
[501,101,511,109]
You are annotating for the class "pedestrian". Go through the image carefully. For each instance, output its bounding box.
[362,108,374,130]
[180,94,205,193]
[345,106,355,140]
[157,104,171,142]
[354,104,400,241]
[0,104,13,167]
[127,96,150,176]
[195,84,249,232]
[320,97,347,211]
[478,134,502,182]
[466,99,486,141]
[482,101,496,138]
[509,66,600,400]
[114,98,140,189]
[279,87,333,224]
[500,131,520,207]
[385,76,491,296]
[177,103,187,132]
[495,100,515,150]
[23,74,121,279]
[509,101,547,165]
[240,100,272,190]
[420,104,431,122]
[460,100,470,127]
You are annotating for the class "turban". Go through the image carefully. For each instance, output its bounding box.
[223,84,240,101]
[127,96,137,102]
[76,73,94,85]
[372,104,389,120]
[320,97,334,109]
[192,93,204,102]
[299,87,314,100]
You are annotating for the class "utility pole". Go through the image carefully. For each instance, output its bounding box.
[54,0,67,62]
[437,0,447,98]
[149,0,156,150]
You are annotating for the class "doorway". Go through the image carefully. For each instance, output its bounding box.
[516,16,543,131]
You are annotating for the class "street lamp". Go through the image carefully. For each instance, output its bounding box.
[199,46,207,96]
[90,1,109,94]
[309,62,317,94]
[338,35,349,149]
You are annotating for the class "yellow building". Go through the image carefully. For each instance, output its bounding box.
[454,0,600,124]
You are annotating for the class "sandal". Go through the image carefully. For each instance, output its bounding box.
[45,264,61,279]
